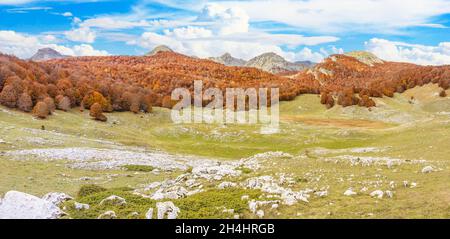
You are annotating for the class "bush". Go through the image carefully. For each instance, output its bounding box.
[17,93,33,112]
[32,101,50,119]
[439,90,447,97]
[77,184,107,198]
[89,102,107,122]
[43,96,56,113]
[123,165,155,172]
[0,84,18,108]
[55,95,71,111]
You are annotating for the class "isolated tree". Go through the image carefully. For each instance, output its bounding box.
[32,101,50,119]
[90,102,107,122]
[83,91,112,112]
[440,90,447,97]
[0,84,18,108]
[55,95,71,111]
[43,97,56,113]
[17,92,33,112]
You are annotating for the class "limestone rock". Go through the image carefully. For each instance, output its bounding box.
[42,192,73,206]
[0,191,64,219]
[98,210,117,219]
[99,195,127,206]
[156,201,180,219]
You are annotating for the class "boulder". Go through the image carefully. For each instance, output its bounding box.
[370,190,384,199]
[74,202,90,211]
[344,188,357,196]
[98,210,116,219]
[421,166,434,174]
[42,192,73,206]
[145,208,154,219]
[217,182,237,189]
[156,201,180,219]
[0,191,64,219]
[99,195,127,206]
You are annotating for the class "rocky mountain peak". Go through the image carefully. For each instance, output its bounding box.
[30,48,68,62]
[146,45,174,56]
[209,53,246,66]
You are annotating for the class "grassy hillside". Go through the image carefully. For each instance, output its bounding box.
[0,85,449,218]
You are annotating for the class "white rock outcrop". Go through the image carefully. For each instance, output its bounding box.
[42,192,73,206]
[0,191,64,219]
[74,202,90,211]
[145,208,154,219]
[156,202,180,219]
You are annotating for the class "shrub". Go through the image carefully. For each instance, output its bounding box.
[439,90,447,97]
[32,101,50,119]
[83,91,112,112]
[0,84,18,108]
[17,92,33,112]
[89,102,107,122]
[123,165,155,172]
[43,96,56,113]
[77,184,107,198]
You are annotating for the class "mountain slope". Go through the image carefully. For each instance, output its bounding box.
[245,52,311,74]
[209,53,246,66]
[30,48,68,61]
[146,45,174,56]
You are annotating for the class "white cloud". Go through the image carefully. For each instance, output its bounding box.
[62,12,73,17]
[128,3,338,62]
[216,0,450,33]
[0,30,108,58]
[198,3,249,35]
[65,27,96,43]
[365,38,450,65]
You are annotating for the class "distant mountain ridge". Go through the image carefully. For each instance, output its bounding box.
[209,53,246,66]
[30,48,69,61]
[245,52,313,74]
[146,45,174,56]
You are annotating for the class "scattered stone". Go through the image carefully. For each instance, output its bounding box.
[410,182,417,188]
[370,190,384,199]
[314,190,328,197]
[151,186,188,200]
[129,212,139,218]
[233,214,240,219]
[99,195,127,206]
[241,195,250,201]
[74,202,90,211]
[256,210,265,219]
[421,166,434,174]
[98,210,117,219]
[385,190,394,198]
[0,191,64,219]
[156,201,180,219]
[145,208,154,219]
[217,182,237,189]
[42,192,73,206]
[344,188,357,196]
[271,204,279,210]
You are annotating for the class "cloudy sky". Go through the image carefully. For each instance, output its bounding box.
[0,0,450,65]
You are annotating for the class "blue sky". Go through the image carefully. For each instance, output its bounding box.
[0,0,449,65]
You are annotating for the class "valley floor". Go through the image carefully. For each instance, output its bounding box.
[0,84,449,219]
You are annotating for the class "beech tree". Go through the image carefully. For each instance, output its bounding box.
[90,102,107,122]
[32,101,50,119]
[17,92,33,112]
